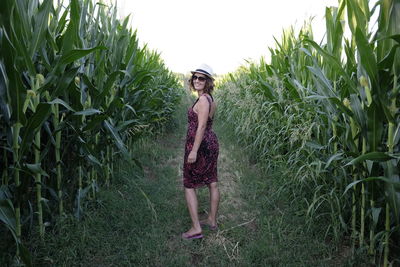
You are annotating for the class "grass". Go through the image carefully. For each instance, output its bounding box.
[19,95,355,266]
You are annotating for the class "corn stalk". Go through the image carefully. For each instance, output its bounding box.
[0,0,182,264]
[217,0,400,265]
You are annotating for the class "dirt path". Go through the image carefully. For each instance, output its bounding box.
[153,101,260,264]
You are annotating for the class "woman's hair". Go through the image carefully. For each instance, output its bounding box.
[188,75,214,95]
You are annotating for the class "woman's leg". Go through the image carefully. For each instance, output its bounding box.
[184,188,202,234]
[207,182,220,226]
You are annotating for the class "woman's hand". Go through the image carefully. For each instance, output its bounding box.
[187,150,197,164]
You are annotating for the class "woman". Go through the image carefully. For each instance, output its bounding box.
[182,64,220,240]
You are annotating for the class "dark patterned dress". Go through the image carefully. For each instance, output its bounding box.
[183,95,219,188]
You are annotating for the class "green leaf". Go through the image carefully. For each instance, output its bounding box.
[355,28,378,86]
[325,153,344,169]
[74,108,102,116]
[24,103,51,130]
[379,96,395,123]
[82,115,108,132]
[305,141,325,150]
[389,34,400,45]
[75,182,97,220]
[47,98,76,112]
[302,41,357,93]
[103,119,129,158]
[29,0,52,58]
[12,0,36,76]
[377,44,400,69]
[55,5,69,35]
[62,0,81,53]
[24,163,49,177]
[20,103,51,158]
[305,95,353,117]
[60,46,107,65]
[0,185,12,200]
[46,67,79,97]
[367,102,384,151]
[0,61,10,124]
[87,154,101,166]
[307,66,335,97]
[116,119,139,132]
[0,199,17,242]
[97,70,123,100]
[258,79,276,101]
[350,94,366,130]
[346,0,368,35]
[371,207,381,228]
[1,35,27,125]
[81,75,96,94]
[344,176,400,195]
[346,152,394,166]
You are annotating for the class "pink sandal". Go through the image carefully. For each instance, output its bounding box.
[181,232,203,240]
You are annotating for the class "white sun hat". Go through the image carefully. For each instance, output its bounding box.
[191,64,215,80]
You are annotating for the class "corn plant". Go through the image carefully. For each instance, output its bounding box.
[0,0,182,265]
[217,0,399,265]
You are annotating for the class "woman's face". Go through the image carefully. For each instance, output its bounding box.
[192,72,207,91]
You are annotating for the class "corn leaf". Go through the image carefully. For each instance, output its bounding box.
[0,199,17,241]
[29,0,51,58]
[20,103,51,158]
[60,46,107,65]
[346,152,394,166]
[344,176,400,195]
[355,28,378,87]
[74,108,101,116]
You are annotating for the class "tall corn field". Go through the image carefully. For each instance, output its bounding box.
[216,0,399,265]
[0,0,182,265]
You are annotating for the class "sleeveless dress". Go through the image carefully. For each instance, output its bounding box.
[183,95,219,188]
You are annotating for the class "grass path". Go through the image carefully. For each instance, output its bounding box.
[30,99,345,266]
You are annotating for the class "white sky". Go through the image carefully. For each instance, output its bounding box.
[116,0,340,75]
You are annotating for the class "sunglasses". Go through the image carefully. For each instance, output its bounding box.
[192,75,207,82]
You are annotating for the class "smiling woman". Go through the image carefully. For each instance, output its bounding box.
[181,64,220,240]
